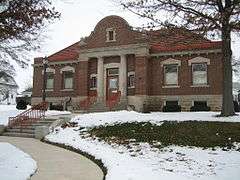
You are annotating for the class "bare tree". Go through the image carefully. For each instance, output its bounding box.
[120,0,240,116]
[0,0,60,74]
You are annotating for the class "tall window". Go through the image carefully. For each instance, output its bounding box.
[90,75,97,89]
[128,72,135,88]
[63,71,73,89]
[192,63,207,85]
[46,72,54,89]
[164,64,178,86]
[106,28,116,42]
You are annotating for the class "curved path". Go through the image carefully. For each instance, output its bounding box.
[0,136,103,180]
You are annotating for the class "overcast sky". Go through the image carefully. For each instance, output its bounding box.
[15,0,240,92]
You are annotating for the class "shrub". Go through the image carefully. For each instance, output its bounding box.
[16,100,27,110]
[233,101,240,112]
[162,105,181,112]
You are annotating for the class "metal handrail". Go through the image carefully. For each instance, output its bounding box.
[8,102,48,127]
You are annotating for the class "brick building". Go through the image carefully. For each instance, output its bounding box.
[32,15,223,112]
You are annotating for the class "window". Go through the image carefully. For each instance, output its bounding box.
[90,75,97,89]
[63,71,73,89]
[108,68,119,76]
[46,72,54,89]
[164,64,178,86]
[194,101,207,107]
[128,72,135,88]
[192,63,207,85]
[166,101,178,106]
[106,28,116,42]
[109,78,118,89]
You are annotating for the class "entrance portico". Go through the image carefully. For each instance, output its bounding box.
[79,43,149,103]
[97,54,127,101]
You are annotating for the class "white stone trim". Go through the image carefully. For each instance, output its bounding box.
[79,43,149,60]
[106,28,116,42]
[60,66,75,74]
[151,49,222,57]
[162,85,180,89]
[90,73,97,78]
[128,71,135,76]
[188,56,210,66]
[60,89,74,91]
[190,84,210,88]
[33,60,79,67]
[161,58,181,67]
[41,67,55,75]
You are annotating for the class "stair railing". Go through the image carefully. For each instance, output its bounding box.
[106,91,121,110]
[8,102,48,128]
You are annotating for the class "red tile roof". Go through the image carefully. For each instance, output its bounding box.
[34,28,222,63]
[151,41,222,53]
[47,41,80,62]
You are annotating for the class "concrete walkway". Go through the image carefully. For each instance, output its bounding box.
[0,136,104,180]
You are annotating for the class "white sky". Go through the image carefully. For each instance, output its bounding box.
[15,0,240,92]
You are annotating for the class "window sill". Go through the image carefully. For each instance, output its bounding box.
[42,89,53,92]
[106,40,116,42]
[90,87,97,90]
[162,85,180,89]
[191,84,210,88]
[128,86,135,89]
[61,89,74,91]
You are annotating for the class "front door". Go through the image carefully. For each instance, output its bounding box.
[106,68,119,101]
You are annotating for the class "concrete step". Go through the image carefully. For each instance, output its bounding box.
[31,123,52,126]
[2,132,35,138]
[6,128,35,134]
[36,120,56,124]
[10,126,35,130]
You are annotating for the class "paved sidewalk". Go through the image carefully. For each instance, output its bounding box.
[0,136,103,180]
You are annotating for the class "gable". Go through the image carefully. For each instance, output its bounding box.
[81,15,147,49]
[47,42,80,62]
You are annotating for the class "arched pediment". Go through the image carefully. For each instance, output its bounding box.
[188,56,210,66]
[160,58,181,67]
[41,67,55,75]
[60,66,75,73]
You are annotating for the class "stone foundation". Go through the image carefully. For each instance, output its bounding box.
[32,94,222,112]
[127,95,222,112]
[145,95,222,112]
[31,96,87,110]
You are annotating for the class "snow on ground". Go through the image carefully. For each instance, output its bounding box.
[0,142,37,180]
[0,105,71,126]
[46,111,240,180]
[71,110,240,128]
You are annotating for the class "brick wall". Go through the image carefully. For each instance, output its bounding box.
[149,53,223,96]
[135,56,149,95]
[81,16,146,50]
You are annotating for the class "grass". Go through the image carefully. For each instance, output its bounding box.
[87,121,240,149]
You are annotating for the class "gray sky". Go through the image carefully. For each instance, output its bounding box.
[15,0,240,92]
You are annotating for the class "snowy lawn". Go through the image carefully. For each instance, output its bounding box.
[0,142,37,180]
[46,111,240,180]
[0,105,71,126]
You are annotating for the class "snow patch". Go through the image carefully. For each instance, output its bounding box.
[0,142,37,180]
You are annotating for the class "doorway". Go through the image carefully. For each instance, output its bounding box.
[106,68,119,101]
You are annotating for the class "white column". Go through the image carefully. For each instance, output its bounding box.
[97,57,104,100]
[119,54,127,97]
